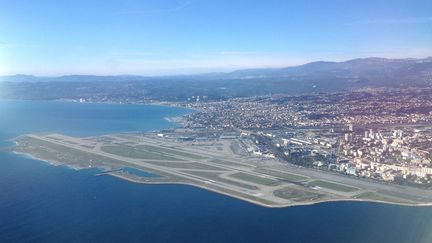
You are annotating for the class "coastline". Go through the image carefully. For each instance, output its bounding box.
[0,97,201,113]
[8,149,432,209]
[54,98,199,130]
[107,171,432,209]
[3,99,432,209]
[0,99,197,139]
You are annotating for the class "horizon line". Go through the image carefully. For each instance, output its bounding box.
[2,55,431,78]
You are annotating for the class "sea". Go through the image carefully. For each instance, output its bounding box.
[1,100,432,243]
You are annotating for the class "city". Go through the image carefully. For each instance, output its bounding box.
[2,0,432,242]
[182,87,432,187]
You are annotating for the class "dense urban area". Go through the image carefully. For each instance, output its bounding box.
[180,87,432,187]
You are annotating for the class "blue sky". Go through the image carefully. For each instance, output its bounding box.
[0,0,431,75]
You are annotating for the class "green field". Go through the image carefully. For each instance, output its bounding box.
[187,171,259,190]
[209,159,251,168]
[230,172,280,186]
[255,169,309,181]
[148,161,223,171]
[17,137,125,168]
[137,145,207,160]
[101,145,183,161]
[308,180,358,192]
[354,192,411,203]
[273,187,324,202]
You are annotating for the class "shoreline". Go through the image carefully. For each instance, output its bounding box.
[0,99,197,140]
[3,99,432,209]
[85,170,432,209]
[0,97,202,112]
[8,150,432,209]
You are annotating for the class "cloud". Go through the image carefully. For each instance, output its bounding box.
[348,16,432,25]
[116,1,193,15]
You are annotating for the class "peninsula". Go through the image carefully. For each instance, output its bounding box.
[11,130,432,207]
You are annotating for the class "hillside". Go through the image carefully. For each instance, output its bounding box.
[1,57,431,101]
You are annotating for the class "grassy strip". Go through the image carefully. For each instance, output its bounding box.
[273,187,323,202]
[102,145,182,161]
[230,172,280,186]
[255,168,308,181]
[353,192,413,204]
[308,180,358,192]
[138,145,207,160]
[187,171,258,190]
[16,137,124,168]
[209,159,251,168]
[148,161,223,171]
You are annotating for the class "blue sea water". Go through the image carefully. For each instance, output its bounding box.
[1,100,432,243]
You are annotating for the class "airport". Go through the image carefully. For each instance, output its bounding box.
[11,130,432,207]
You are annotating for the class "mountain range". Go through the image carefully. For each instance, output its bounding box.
[1,57,431,101]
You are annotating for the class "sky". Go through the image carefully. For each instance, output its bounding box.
[0,0,431,76]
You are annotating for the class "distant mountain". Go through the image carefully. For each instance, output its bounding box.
[0,74,150,82]
[1,57,431,101]
[222,57,432,85]
[1,57,432,85]
[0,74,40,82]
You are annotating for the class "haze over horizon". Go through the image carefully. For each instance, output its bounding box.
[1,0,431,76]
[1,56,431,78]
